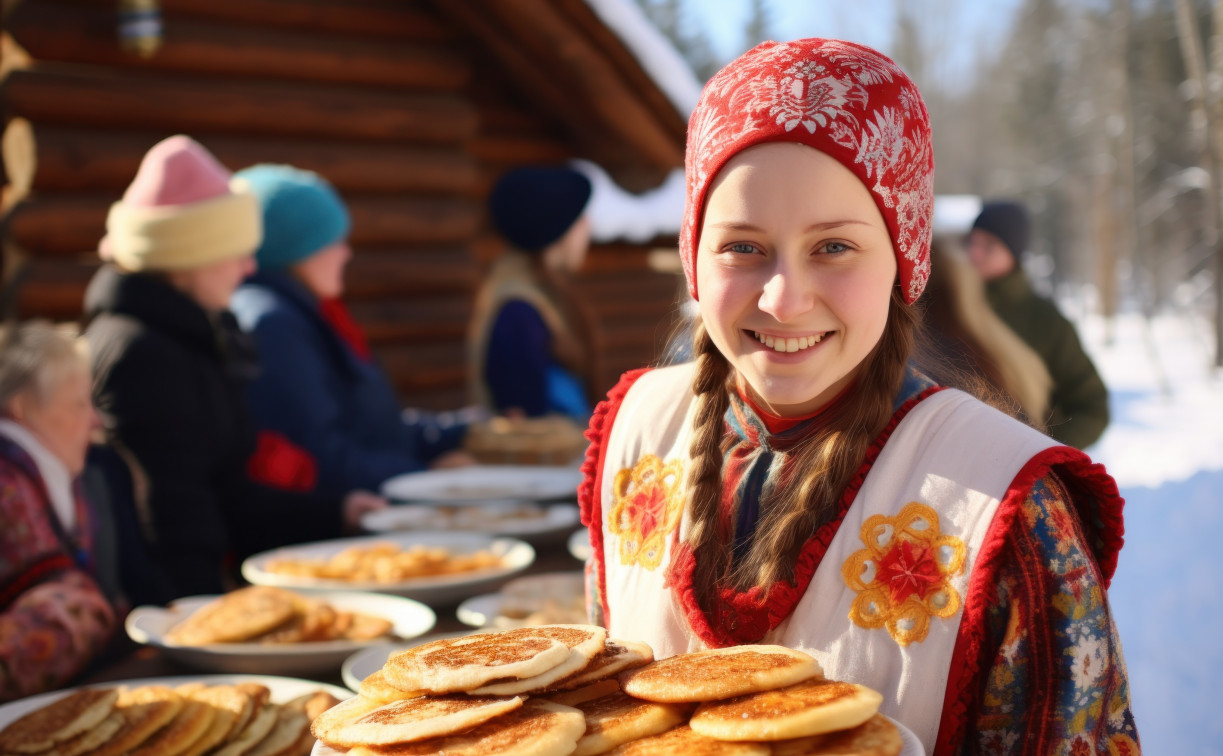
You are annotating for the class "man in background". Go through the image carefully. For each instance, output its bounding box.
[966,200,1110,449]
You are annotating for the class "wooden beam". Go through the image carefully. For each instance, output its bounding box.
[5,124,481,196]
[376,341,469,392]
[345,247,480,298]
[435,0,682,171]
[7,2,471,92]
[346,295,472,344]
[0,67,478,143]
[4,193,482,257]
[9,256,97,320]
[59,0,457,42]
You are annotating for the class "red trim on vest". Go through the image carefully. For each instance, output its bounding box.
[579,367,652,627]
[674,385,947,648]
[933,445,1126,756]
[319,297,371,361]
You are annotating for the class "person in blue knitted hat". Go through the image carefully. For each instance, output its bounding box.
[231,164,471,498]
[469,165,595,420]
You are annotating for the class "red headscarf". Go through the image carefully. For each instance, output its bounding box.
[680,39,935,304]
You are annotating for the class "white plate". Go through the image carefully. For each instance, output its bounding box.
[360,502,580,543]
[310,713,923,756]
[125,592,436,677]
[241,532,535,605]
[456,571,587,629]
[380,465,582,503]
[568,528,592,562]
[0,674,352,732]
[339,632,474,692]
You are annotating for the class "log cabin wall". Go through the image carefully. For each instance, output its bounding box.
[0,0,687,409]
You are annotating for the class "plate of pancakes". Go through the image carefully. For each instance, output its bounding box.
[381,465,583,504]
[241,532,536,605]
[126,586,437,676]
[360,501,581,545]
[457,572,587,630]
[308,625,924,756]
[340,632,476,693]
[0,674,351,756]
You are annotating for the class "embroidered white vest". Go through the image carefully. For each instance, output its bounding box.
[597,363,1059,752]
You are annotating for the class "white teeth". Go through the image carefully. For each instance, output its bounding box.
[752,331,828,353]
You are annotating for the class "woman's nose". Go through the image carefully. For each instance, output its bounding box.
[757,268,814,323]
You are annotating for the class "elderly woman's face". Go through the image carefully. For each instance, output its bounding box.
[16,367,98,476]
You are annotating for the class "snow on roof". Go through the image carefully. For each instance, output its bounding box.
[580,0,704,118]
[573,159,685,244]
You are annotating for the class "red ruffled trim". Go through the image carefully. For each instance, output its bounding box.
[676,385,947,648]
[933,446,1126,756]
[579,367,651,627]
[0,553,74,610]
[247,430,319,492]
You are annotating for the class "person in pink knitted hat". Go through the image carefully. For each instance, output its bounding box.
[577,40,1137,755]
[83,136,385,600]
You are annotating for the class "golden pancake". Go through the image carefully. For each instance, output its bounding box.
[283,691,343,723]
[0,687,118,753]
[165,587,296,645]
[470,626,607,695]
[316,694,523,748]
[344,612,394,642]
[608,726,770,756]
[231,684,272,735]
[285,725,318,756]
[544,679,621,708]
[572,690,689,756]
[253,597,334,644]
[768,715,902,756]
[129,697,216,756]
[359,671,425,706]
[383,625,605,694]
[310,696,386,742]
[346,700,586,756]
[177,685,257,756]
[41,711,124,756]
[214,703,280,756]
[246,705,310,756]
[690,678,882,741]
[546,640,654,692]
[89,686,185,756]
[620,646,821,703]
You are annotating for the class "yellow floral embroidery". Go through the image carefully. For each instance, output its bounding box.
[842,502,967,646]
[609,454,685,570]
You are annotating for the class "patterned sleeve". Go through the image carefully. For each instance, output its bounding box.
[961,474,1140,755]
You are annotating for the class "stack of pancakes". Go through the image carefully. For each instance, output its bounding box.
[311,625,902,756]
[165,586,392,646]
[0,682,340,756]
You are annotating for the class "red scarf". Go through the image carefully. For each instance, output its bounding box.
[318,297,371,361]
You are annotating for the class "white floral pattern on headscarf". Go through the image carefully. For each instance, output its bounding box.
[680,38,935,304]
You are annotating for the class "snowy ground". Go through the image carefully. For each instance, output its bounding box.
[1076,310,1223,754]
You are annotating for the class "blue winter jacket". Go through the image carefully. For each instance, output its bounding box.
[231,271,466,496]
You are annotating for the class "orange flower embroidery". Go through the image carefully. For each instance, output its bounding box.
[842,502,967,646]
[609,454,685,570]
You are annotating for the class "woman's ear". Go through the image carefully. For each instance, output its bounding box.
[3,392,30,424]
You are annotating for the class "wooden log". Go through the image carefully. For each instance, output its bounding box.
[375,341,469,392]
[346,295,472,344]
[0,67,478,143]
[4,193,483,257]
[345,247,480,298]
[10,257,97,320]
[7,2,471,92]
[5,124,480,195]
[60,0,457,42]
[470,135,572,168]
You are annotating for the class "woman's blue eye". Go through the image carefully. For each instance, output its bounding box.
[729,242,758,255]
[822,241,851,255]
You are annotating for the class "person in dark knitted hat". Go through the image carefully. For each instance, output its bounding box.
[230,164,472,497]
[966,199,1109,448]
[469,165,595,420]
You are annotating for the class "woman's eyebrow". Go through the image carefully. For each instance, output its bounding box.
[709,219,880,232]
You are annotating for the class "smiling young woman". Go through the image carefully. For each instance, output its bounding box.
[577,39,1139,756]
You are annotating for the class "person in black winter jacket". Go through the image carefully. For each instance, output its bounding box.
[84,136,384,600]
